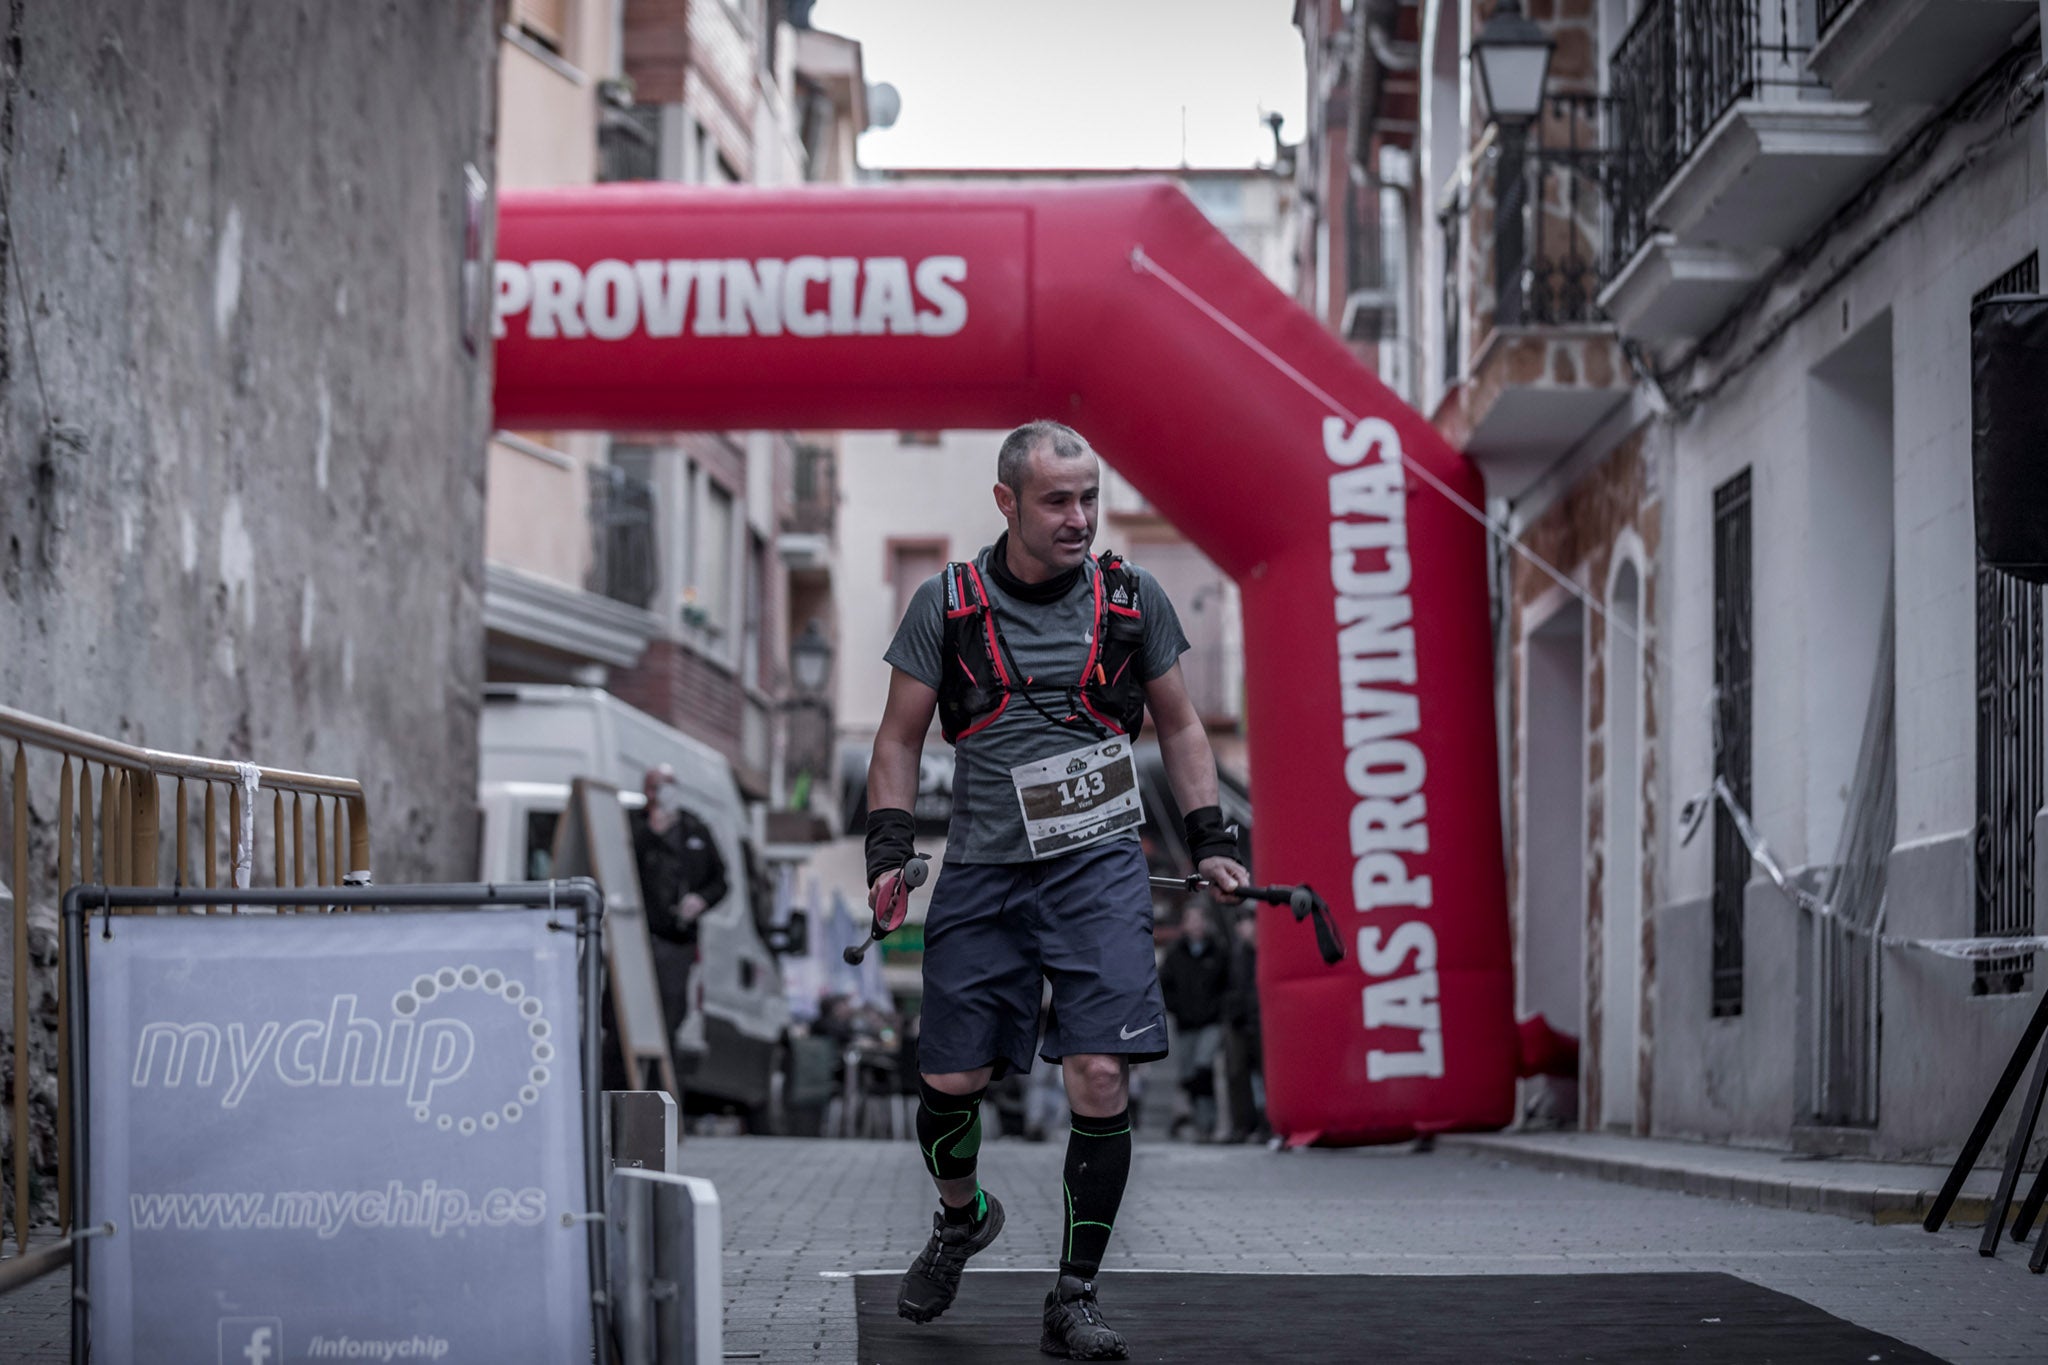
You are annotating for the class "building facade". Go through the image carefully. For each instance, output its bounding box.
[486,0,870,827]
[1301,0,2048,1157]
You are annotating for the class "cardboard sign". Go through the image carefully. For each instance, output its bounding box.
[551,778,678,1097]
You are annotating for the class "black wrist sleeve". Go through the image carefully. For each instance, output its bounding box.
[865,808,917,885]
[1184,805,1239,865]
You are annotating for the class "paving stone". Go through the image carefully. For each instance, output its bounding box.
[6,1134,2047,1361]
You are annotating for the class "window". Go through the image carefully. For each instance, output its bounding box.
[524,811,561,881]
[675,459,698,624]
[1711,469,1754,1018]
[698,481,736,639]
[513,0,572,57]
[1972,252,2044,995]
[742,532,768,691]
[889,540,949,627]
[587,457,659,609]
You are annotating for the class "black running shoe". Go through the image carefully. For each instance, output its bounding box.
[897,1191,1005,1323]
[1039,1274,1128,1359]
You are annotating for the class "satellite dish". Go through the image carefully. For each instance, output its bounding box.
[866,82,901,131]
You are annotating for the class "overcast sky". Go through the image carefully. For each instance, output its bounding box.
[807,1,1308,170]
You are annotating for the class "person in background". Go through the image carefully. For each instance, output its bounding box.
[631,763,730,1051]
[1222,910,1268,1144]
[1161,903,1230,1142]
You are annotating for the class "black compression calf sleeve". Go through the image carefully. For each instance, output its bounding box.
[1060,1108,1133,1279]
[916,1078,985,1185]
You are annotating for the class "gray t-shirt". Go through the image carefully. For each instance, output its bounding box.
[885,544,1191,864]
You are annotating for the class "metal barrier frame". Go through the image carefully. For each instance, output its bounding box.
[59,879,611,1362]
[608,1167,722,1365]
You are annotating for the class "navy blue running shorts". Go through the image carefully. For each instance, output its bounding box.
[916,840,1169,1077]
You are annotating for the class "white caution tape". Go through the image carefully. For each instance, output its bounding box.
[1681,777,2043,962]
[232,762,262,889]
[1886,934,2048,962]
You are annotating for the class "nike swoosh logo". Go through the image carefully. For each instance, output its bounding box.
[1119,1022,1159,1041]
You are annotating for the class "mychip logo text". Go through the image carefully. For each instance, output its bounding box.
[131,964,558,1134]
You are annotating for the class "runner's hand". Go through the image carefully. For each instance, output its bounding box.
[1199,856,1249,901]
[867,876,885,913]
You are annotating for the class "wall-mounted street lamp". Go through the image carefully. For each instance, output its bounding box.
[789,618,833,699]
[1470,0,1555,328]
[776,618,836,814]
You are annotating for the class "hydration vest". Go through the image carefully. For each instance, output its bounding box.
[937,550,1150,745]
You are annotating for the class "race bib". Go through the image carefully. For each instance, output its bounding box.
[1011,737,1145,859]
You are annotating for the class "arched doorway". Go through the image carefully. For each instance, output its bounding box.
[492,181,1516,1145]
[1601,560,1642,1130]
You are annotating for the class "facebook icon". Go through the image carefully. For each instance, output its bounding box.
[219,1317,284,1364]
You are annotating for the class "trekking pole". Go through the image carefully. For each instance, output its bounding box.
[845,853,931,965]
[1149,875,1346,966]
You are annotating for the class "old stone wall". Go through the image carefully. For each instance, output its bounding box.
[0,0,500,882]
[0,0,500,1229]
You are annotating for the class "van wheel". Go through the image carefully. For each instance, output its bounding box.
[745,1042,790,1136]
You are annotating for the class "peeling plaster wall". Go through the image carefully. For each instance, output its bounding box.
[0,0,500,883]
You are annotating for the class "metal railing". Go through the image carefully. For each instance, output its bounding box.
[1490,94,1618,327]
[788,442,836,538]
[1711,470,1755,1018]
[1972,566,2044,995]
[598,103,660,184]
[1606,0,1824,277]
[1607,0,1681,273]
[0,705,371,1270]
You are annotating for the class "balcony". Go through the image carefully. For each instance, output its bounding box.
[1810,0,2034,103]
[1439,96,1634,498]
[779,441,836,578]
[1596,0,1901,348]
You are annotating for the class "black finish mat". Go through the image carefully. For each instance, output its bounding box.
[852,1270,1946,1363]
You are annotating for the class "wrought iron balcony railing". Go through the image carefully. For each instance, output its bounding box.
[1501,94,1618,328]
[1605,0,1825,274]
[1442,92,1617,371]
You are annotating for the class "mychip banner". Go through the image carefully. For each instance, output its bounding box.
[85,910,591,1362]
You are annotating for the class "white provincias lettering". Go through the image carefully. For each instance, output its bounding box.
[493,255,972,341]
[1325,416,1443,1083]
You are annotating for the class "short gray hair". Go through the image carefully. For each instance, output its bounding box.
[996,420,1091,497]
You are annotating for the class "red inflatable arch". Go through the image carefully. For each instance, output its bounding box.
[494,181,1514,1145]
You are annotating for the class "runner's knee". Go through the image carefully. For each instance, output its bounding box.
[921,1067,993,1095]
[1063,1054,1128,1112]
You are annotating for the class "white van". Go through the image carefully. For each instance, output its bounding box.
[477,684,791,1127]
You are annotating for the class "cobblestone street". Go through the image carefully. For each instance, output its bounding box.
[4,1132,2046,1360]
[687,1134,2048,1364]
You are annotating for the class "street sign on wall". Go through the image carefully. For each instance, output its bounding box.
[84,910,592,1362]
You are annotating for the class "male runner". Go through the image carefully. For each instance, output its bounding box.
[864,420,1247,1360]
